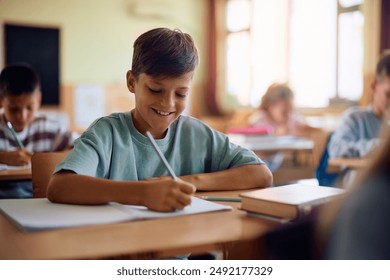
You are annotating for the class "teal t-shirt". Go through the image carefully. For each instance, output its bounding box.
[55,112,263,180]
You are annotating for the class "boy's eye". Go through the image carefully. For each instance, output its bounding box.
[176,92,187,98]
[148,87,161,94]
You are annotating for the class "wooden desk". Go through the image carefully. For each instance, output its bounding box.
[0,167,32,181]
[0,190,280,260]
[328,158,369,169]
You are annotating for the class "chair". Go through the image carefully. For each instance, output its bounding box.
[309,128,330,169]
[315,132,340,187]
[31,151,69,198]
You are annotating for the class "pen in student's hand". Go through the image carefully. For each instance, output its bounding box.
[6,121,24,149]
[200,196,241,202]
[145,131,177,180]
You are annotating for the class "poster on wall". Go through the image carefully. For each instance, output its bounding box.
[74,85,105,129]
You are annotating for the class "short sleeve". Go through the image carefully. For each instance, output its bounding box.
[54,120,112,177]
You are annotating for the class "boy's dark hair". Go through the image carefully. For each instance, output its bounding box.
[376,53,390,78]
[0,63,40,98]
[131,28,198,78]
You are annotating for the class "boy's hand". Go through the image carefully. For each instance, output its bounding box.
[143,177,196,212]
[3,149,33,166]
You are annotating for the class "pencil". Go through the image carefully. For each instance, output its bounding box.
[6,121,24,149]
[200,196,241,202]
[145,131,177,180]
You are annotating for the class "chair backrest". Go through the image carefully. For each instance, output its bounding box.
[315,132,339,187]
[31,151,69,198]
[306,127,329,168]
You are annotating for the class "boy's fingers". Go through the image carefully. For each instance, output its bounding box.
[180,182,196,194]
[175,192,192,208]
[170,195,190,210]
[16,149,32,157]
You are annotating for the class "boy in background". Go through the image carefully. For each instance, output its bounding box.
[48,28,272,212]
[0,64,75,198]
[329,54,390,159]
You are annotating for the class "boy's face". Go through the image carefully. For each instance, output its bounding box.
[0,90,41,132]
[127,71,193,139]
[372,75,390,118]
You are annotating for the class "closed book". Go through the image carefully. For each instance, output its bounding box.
[240,184,345,220]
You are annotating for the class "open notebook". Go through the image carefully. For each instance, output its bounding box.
[0,197,232,231]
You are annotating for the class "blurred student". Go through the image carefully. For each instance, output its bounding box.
[229,83,312,171]
[262,109,390,260]
[248,83,311,136]
[328,53,390,159]
[325,114,390,259]
[47,28,272,212]
[0,64,75,198]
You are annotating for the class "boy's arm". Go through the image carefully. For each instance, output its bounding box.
[0,149,33,166]
[47,171,195,212]
[180,164,272,191]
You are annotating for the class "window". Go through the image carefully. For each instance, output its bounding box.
[337,2,364,101]
[224,0,363,108]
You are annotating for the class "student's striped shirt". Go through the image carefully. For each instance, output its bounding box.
[0,113,75,152]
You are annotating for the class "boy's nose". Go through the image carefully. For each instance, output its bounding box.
[160,93,175,108]
[16,108,29,122]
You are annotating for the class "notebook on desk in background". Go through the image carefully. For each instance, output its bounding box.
[0,197,231,231]
[240,184,345,220]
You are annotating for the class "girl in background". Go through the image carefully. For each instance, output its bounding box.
[248,83,310,136]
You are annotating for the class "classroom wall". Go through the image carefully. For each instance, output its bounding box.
[0,0,210,129]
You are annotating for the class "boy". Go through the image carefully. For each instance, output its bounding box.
[48,28,272,212]
[0,63,75,198]
[329,53,390,159]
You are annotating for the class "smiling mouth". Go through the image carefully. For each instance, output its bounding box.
[152,108,174,116]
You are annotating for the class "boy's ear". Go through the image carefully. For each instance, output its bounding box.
[38,91,42,104]
[126,70,136,93]
[371,79,380,101]
[371,80,376,92]
[35,90,42,109]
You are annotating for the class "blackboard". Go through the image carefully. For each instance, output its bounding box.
[4,23,60,105]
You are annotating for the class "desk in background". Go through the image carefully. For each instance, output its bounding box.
[328,157,369,170]
[0,190,280,260]
[228,135,315,184]
[0,167,32,181]
[227,134,314,152]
